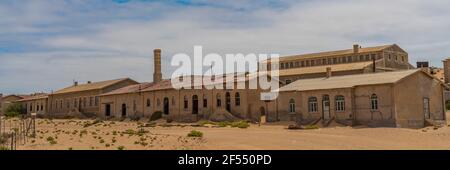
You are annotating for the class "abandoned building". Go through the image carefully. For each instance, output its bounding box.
[3,44,448,128]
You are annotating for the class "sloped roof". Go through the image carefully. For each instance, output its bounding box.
[17,94,48,102]
[275,61,374,77]
[101,82,154,96]
[53,78,136,94]
[274,44,393,63]
[279,69,421,92]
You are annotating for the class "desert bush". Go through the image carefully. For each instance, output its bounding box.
[231,121,250,129]
[446,101,450,110]
[47,136,57,145]
[187,130,203,138]
[304,125,320,130]
[150,111,163,121]
[0,146,10,150]
[5,103,24,117]
[117,146,125,150]
[198,120,216,126]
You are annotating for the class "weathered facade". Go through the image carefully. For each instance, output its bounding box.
[17,94,49,115]
[264,44,413,85]
[47,78,139,115]
[278,69,446,128]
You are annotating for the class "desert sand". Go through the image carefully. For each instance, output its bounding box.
[8,118,450,150]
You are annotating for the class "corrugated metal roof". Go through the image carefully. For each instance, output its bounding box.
[278,69,421,92]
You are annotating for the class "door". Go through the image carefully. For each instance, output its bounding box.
[105,104,111,117]
[121,104,126,117]
[164,97,170,115]
[192,95,199,114]
[226,92,231,112]
[322,95,330,120]
[424,98,430,119]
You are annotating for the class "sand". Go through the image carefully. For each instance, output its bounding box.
[12,119,450,150]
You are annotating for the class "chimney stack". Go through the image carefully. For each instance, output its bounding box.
[153,49,163,83]
[443,58,450,84]
[326,67,332,78]
[74,81,78,86]
[353,44,360,53]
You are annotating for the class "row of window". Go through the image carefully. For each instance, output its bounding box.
[280,54,379,70]
[26,103,44,112]
[143,93,242,109]
[52,96,99,110]
[288,94,379,113]
[386,53,406,63]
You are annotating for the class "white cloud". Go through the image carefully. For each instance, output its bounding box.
[1,0,450,94]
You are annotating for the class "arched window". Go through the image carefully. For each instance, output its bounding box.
[371,94,378,110]
[289,99,296,113]
[184,96,188,109]
[217,94,222,107]
[335,95,345,111]
[235,93,241,106]
[146,99,151,107]
[308,97,318,113]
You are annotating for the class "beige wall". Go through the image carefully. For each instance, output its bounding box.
[20,98,48,115]
[394,72,445,128]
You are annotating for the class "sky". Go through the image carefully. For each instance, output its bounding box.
[1,0,450,95]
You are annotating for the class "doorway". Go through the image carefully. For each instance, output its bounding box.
[322,95,331,120]
[105,104,111,117]
[424,98,430,119]
[226,92,231,112]
[192,95,199,114]
[121,104,126,117]
[164,97,170,115]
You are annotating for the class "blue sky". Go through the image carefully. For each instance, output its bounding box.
[1,0,450,94]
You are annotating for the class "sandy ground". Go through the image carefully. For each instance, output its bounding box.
[8,118,450,150]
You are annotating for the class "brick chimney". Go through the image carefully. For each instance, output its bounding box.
[153,49,162,83]
[326,67,332,78]
[353,44,360,53]
[443,58,450,84]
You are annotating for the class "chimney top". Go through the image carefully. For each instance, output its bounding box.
[353,44,360,53]
[154,49,161,53]
[74,81,78,86]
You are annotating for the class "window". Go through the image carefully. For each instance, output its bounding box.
[184,96,188,109]
[89,97,93,106]
[327,58,332,65]
[335,95,345,112]
[347,56,352,62]
[60,100,63,109]
[306,60,310,67]
[308,97,318,113]
[301,61,305,67]
[289,62,294,68]
[372,54,377,60]
[359,55,364,61]
[371,94,378,111]
[83,98,86,108]
[235,93,241,106]
[402,56,405,62]
[217,94,222,107]
[289,99,296,113]
[280,63,285,69]
[365,55,370,61]
[95,96,99,106]
[322,59,327,65]
[311,60,315,66]
[342,57,347,63]
[37,104,40,111]
[30,105,33,112]
[285,79,292,85]
[295,62,299,67]
[203,95,208,108]
[333,58,337,64]
[41,104,44,111]
[146,99,151,107]
[67,100,70,109]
